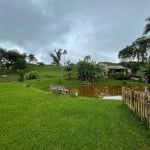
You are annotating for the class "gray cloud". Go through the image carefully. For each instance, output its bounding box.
[0,0,150,64]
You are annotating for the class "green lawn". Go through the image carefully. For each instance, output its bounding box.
[0,82,150,150]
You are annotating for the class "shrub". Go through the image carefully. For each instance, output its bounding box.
[18,70,25,82]
[114,73,129,80]
[25,71,39,80]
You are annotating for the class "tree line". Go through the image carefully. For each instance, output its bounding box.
[0,48,37,70]
[118,17,150,74]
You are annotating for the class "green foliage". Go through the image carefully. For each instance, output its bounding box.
[113,73,130,80]
[77,60,102,82]
[0,48,27,70]
[64,60,74,80]
[17,70,25,82]
[25,71,39,80]
[13,58,27,70]
[139,63,150,83]
[118,36,150,69]
[37,62,45,68]
[143,17,150,34]
[143,64,150,76]
[138,64,150,77]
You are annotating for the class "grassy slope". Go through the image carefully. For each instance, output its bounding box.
[0,82,150,150]
[22,65,150,92]
[1,65,150,88]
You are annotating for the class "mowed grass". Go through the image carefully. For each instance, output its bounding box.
[0,82,150,150]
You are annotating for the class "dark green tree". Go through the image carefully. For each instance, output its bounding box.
[0,49,27,71]
[139,63,150,83]
[18,70,25,82]
[28,54,37,64]
[37,62,45,69]
[118,36,150,74]
[13,58,26,70]
[77,59,102,82]
[143,17,150,35]
[6,50,23,70]
[65,60,74,80]
[118,45,135,62]
[0,48,7,70]
[133,36,150,64]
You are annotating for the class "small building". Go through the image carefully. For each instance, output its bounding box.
[99,63,129,77]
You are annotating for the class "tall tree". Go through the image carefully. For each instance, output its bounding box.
[0,48,7,70]
[143,17,150,35]
[133,36,150,64]
[49,49,67,66]
[6,50,23,70]
[119,37,150,64]
[65,60,74,80]
[28,54,37,64]
[118,45,135,62]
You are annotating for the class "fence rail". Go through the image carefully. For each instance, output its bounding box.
[122,87,150,128]
[50,85,68,94]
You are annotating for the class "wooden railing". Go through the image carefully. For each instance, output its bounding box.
[122,87,150,128]
[50,85,68,94]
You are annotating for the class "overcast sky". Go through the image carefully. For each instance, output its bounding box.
[0,0,150,64]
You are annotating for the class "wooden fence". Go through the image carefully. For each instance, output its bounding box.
[122,87,150,128]
[50,85,68,94]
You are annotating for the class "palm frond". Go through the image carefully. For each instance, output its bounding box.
[143,23,150,34]
[145,17,150,21]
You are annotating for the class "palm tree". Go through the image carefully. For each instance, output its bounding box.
[118,45,135,62]
[119,37,150,64]
[143,17,150,35]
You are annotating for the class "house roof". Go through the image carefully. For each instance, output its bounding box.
[106,65,126,70]
[99,63,127,70]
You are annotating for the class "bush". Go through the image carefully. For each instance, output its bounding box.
[18,70,25,82]
[25,71,39,80]
[114,73,129,80]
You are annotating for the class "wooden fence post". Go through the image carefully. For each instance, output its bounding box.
[122,86,150,128]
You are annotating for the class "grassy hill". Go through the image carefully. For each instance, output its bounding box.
[0,65,150,149]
